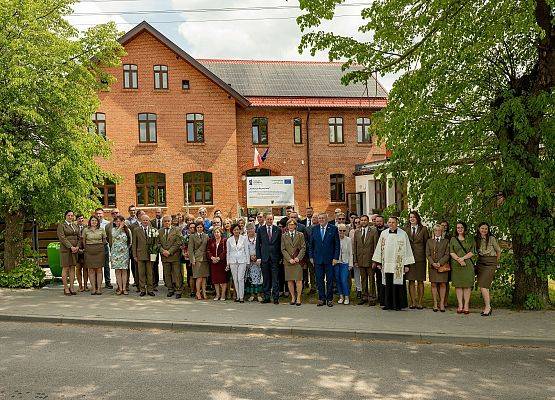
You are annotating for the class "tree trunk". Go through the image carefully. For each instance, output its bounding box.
[512,231,550,308]
[3,211,25,271]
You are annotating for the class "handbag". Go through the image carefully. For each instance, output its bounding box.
[437,263,451,273]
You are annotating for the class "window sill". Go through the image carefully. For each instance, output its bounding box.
[122,88,138,91]
[183,205,214,208]
[356,142,373,147]
[328,143,347,147]
[137,206,168,209]
[330,201,347,205]
[186,142,206,146]
[137,142,158,146]
[251,144,269,147]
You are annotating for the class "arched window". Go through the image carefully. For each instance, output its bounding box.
[330,174,345,202]
[135,173,166,206]
[186,113,204,143]
[183,171,213,205]
[246,168,271,177]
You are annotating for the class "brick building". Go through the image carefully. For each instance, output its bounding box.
[94,22,388,218]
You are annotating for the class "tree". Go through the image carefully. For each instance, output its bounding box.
[0,0,124,270]
[298,0,554,308]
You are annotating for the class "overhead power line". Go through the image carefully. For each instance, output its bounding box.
[69,13,364,26]
[70,2,371,16]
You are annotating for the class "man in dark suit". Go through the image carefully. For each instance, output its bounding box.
[309,212,340,307]
[255,213,282,304]
[150,207,163,289]
[158,215,183,299]
[254,212,265,232]
[304,214,319,293]
[279,206,295,228]
[300,206,314,228]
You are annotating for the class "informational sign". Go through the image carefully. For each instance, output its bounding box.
[246,176,295,207]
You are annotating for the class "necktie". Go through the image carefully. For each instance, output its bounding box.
[165,228,169,237]
[362,228,366,242]
[291,232,295,240]
[144,227,148,237]
[321,227,325,241]
[437,238,440,243]
[412,226,416,237]
[267,226,272,240]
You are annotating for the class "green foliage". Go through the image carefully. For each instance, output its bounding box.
[0,0,125,224]
[0,258,45,288]
[297,0,555,305]
[490,252,515,307]
[381,204,408,226]
[524,293,546,310]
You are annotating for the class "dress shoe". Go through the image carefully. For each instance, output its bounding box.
[175,293,181,299]
[368,299,376,306]
[190,291,196,298]
[317,300,324,307]
[139,292,146,297]
[356,291,362,299]
[381,306,390,310]
[167,292,174,297]
[358,299,368,306]
[327,301,333,307]
[105,283,113,289]
[273,299,279,305]
[147,292,155,296]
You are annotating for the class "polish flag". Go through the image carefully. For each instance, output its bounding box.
[254,147,262,167]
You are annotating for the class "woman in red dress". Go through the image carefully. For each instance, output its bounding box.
[207,227,228,301]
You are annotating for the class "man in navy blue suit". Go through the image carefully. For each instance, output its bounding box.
[309,212,340,307]
[255,213,282,304]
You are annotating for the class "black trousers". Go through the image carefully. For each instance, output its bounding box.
[383,273,408,310]
[153,253,160,286]
[261,261,280,300]
[374,268,384,304]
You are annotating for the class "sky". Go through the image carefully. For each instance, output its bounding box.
[67,0,397,91]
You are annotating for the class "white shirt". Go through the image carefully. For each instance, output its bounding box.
[372,229,415,284]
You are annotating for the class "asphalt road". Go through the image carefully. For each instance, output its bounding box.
[0,322,553,400]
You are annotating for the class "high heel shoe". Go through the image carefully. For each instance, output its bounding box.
[456,308,463,314]
[463,310,470,315]
[480,309,492,316]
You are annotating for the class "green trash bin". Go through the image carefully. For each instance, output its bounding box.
[47,242,62,278]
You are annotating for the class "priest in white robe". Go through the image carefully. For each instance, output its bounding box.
[372,216,415,310]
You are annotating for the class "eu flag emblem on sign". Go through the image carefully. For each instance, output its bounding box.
[284,179,291,184]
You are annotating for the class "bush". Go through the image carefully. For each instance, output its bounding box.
[0,258,46,288]
[490,252,515,307]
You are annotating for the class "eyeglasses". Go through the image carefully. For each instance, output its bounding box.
[338,218,346,220]
[339,230,347,232]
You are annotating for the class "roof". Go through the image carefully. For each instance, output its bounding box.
[199,59,388,99]
[119,22,388,108]
[118,22,250,107]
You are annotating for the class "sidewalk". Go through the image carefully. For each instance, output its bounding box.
[0,286,553,347]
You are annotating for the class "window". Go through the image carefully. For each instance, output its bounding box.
[182,80,190,90]
[138,113,157,143]
[252,117,268,144]
[357,117,372,143]
[330,174,345,202]
[328,117,343,143]
[154,65,168,89]
[96,179,116,208]
[91,112,106,138]
[123,64,138,89]
[183,172,213,205]
[293,117,302,144]
[395,179,408,211]
[374,179,386,210]
[135,173,166,207]
[186,113,204,143]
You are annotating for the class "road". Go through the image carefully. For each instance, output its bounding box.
[0,322,552,400]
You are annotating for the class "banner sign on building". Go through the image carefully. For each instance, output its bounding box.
[246,176,295,207]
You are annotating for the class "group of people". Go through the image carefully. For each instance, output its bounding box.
[57,205,501,315]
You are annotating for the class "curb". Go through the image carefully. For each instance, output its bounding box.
[0,314,553,347]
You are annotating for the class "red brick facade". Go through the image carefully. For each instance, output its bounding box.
[96,26,387,218]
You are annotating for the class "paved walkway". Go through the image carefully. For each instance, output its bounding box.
[0,286,553,347]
